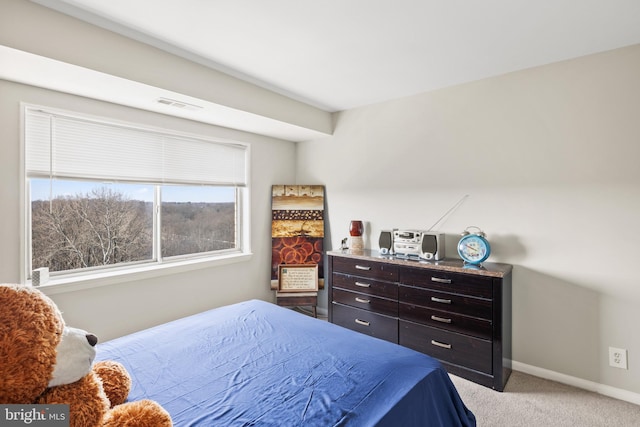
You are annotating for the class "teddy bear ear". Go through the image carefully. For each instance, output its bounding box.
[0,284,65,403]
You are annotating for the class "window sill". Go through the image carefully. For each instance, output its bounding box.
[34,252,253,296]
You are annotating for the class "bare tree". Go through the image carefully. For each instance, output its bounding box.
[32,186,236,272]
[161,202,235,257]
[32,187,152,272]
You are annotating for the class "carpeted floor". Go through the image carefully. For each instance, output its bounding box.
[450,371,640,426]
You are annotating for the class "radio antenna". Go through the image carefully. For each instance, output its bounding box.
[425,194,469,231]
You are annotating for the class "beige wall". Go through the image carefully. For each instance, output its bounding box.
[2,0,639,402]
[0,79,296,340]
[297,44,640,396]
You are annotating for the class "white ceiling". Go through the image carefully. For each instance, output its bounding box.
[32,0,640,113]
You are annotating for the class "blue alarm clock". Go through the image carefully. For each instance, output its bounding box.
[457,226,491,265]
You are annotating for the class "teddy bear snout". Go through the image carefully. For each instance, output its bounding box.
[86,333,98,347]
[48,326,98,387]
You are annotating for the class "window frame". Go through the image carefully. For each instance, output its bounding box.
[20,103,252,293]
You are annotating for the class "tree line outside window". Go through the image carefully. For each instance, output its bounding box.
[31,181,236,274]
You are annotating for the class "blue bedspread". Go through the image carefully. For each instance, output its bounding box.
[96,299,475,426]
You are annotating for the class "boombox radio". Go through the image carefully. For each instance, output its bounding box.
[379,229,445,261]
[376,196,470,261]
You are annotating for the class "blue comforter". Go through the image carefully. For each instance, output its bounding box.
[97,299,475,426]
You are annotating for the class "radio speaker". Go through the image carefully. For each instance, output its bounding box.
[378,230,394,255]
[420,232,445,261]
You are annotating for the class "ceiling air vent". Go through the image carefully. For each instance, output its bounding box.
[156,97,203,111]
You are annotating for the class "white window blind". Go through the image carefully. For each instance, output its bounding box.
[25,107,248,186]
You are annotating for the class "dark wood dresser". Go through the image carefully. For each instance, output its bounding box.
[327,250,512,391]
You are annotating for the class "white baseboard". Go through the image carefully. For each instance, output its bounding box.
[513,361,640,406]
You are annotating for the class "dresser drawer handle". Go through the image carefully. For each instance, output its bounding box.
[354,281,371,288]
[431,297,452,304]
[431,340,452,349]
[431,277,452,284]
[431,315,452,324]
[355,318,370,327]
[355,297,371,304]
[355,265,372,271]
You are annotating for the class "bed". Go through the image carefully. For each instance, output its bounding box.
[96,299,475,426]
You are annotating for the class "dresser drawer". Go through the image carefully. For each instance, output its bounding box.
[399,267,492,299]
[399,302,491,340]
[332,273,398,299]
[334,288,398,317]
[399,320,492,374]
[332,257,398,281]
[332,303,398,343]
[399,285,492,319]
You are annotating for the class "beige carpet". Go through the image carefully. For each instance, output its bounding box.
[450,371,640,426]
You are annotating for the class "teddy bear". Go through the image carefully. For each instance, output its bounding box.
[0,283,172,427]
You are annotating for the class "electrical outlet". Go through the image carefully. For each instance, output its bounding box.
[609,347,628,369]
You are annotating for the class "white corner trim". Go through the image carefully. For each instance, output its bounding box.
[512,361,640,406]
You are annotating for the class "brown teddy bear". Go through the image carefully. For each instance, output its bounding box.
[0,284,172,427]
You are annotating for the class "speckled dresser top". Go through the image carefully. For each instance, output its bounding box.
[327,250,512,278]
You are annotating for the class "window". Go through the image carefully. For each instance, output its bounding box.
[24,105,249,280]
